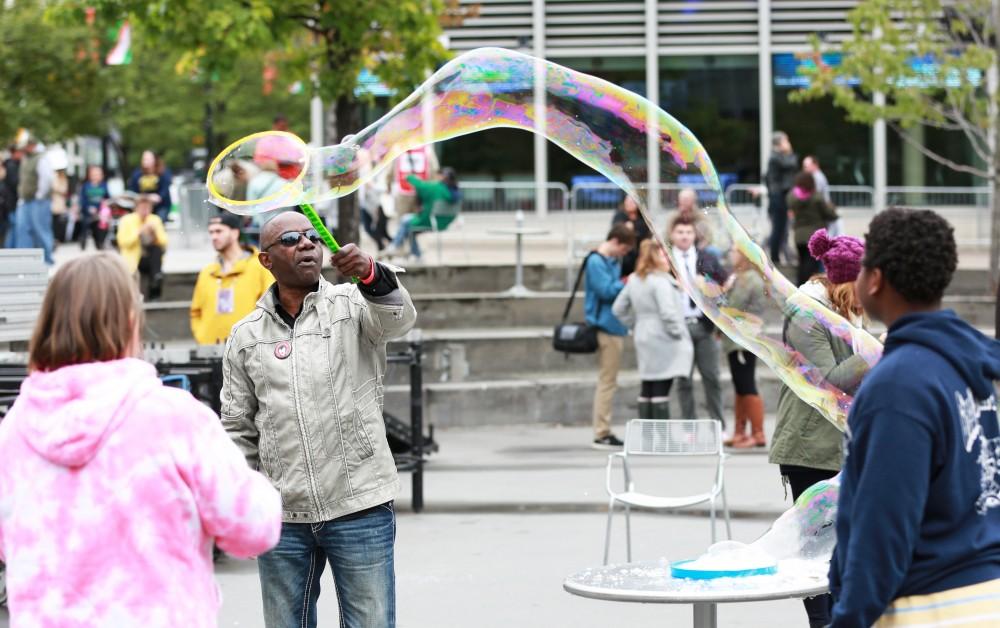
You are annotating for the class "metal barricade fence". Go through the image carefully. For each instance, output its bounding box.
[560,181,991,284]
[829,186,876,208]
[457,181,568,213]
[178,184,212,248]
[569,182,722,212]
[886,186,991,208]
[723,184,767,242]
[886,186,991,246]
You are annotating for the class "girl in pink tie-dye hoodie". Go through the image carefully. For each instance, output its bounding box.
[0,253,282,627]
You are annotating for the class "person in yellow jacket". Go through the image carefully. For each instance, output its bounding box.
[117,194,168,300]
[190,212,274,345]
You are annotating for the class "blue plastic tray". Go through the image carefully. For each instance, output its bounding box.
[670,559,778,580]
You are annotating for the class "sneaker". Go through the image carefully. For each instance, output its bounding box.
[592,434,624,450]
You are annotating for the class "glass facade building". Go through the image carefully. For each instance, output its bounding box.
[439,0,978,208]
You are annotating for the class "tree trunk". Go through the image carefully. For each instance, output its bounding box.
[992,174,1000,293]
[333,95,362,248]
[991,0,1000,294]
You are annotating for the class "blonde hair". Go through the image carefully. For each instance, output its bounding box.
[634,239,665,279]
[29,253,143,372]
[813,274,863,320]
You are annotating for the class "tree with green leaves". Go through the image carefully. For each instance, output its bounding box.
[3,1,311,179]
[70,0,449,245]
[0,1,105,142]
[99,37,310,174]
[794,0,1000,289]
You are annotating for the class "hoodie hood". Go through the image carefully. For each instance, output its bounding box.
[13,358,160,468]
[887,309,1000,400]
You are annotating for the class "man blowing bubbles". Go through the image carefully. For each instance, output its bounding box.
[221,210,417,628]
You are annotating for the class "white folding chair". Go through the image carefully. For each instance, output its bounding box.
[603,419,731,565]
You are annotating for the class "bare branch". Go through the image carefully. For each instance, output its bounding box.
[920,93,994,163]
[888,120,993,179]
[950,6,987,48]
[947,91,995,163]
[904,113,963,131]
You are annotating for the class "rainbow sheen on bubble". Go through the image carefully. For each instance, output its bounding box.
[752,474,841,562]
[206,47,883,431]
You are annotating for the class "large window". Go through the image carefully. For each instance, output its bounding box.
[660,55,760,183]
[886,126,982,187]
[547,57,647,184]
[438,55,764,186]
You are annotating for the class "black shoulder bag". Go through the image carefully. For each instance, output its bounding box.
[553,252,600,354]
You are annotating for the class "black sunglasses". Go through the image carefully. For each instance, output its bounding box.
[263,228,321,251]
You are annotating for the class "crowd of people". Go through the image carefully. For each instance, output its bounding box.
[588,194,759,450]
[0,121,997,628]
[0,135,175,301]
[578,134,1000,626]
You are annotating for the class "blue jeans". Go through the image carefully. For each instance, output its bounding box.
[258,502,396,628]
[1,210,12,248]
[390,214,421,258]
[14,199,54,264]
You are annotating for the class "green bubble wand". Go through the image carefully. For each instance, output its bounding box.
[299,202,359,283]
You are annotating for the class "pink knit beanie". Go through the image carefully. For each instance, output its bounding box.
[807,229,865,284]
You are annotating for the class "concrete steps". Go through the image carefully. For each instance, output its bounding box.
[383,368,785,430]
[158,263,995,302]
[139,260,997,429]
[144,291,996,341]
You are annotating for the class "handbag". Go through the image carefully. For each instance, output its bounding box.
[553,252,599,354]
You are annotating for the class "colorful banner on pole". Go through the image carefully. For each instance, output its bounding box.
[106,21,132,66]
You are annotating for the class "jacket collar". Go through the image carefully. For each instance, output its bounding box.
[258,278,334,336]
[209,246,258,279]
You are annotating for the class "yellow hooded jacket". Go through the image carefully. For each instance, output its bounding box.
[190,247,274,345]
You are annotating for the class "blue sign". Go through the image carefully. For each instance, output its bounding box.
[773,52,982,89]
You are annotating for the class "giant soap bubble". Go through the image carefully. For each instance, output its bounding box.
[207,47,883,431]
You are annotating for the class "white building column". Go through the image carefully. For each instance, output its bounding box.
[645,0,660,214]
[873,99,887,212]
[532,0,548,216]
[758,0,773,179]
[873,24,887,212]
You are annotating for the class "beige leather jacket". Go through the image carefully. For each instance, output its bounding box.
[221,275,416,523]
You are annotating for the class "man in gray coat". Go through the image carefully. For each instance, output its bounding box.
[222,211,417,628]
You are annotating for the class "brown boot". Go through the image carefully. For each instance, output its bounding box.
[745,394,766,447]
[725,395,750,446]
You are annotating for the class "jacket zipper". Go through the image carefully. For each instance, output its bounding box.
[284,309,325,519]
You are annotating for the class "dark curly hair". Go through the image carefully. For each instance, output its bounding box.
[862,208,957,304]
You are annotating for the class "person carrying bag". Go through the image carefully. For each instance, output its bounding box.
[554,251,599,354]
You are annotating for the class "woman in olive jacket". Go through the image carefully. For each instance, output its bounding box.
[769,229,870,628]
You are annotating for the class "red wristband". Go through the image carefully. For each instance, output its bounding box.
[360,256,377,285]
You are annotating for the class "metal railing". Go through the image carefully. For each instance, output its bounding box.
[177,183,212,248]
[830,186,876,208]
[885,186,992,246]
[723,184,768,241]
[176,180,992,253]
[569,182,720,212]
[457,181,568,213]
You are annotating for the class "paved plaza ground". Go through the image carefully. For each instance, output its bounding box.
[2,422,812,628]
[2,208,990,626]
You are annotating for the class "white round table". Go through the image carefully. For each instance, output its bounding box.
[563,559,829,628]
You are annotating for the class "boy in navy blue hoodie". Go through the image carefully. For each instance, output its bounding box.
[830,208,1000,627]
